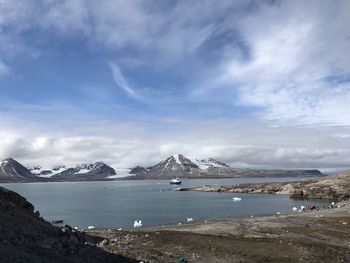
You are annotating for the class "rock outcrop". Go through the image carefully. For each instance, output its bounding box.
[183,169,350,200]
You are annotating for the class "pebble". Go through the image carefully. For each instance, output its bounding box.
[315,214,325,218]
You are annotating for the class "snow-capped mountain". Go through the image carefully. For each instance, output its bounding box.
[0,158,36,181]
[129,154,232,178]
[30,162,116,179]
[146,154,200,177]
[0,156,323,182]
[129,154,323,179]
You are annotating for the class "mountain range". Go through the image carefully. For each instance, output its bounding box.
[128,154,322,179]
[0,154,323,183]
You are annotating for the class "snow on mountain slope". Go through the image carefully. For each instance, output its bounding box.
[106,168,135,179]
[190,157,230,170]
[29,165,74,178]
[173,154,182,164]
[29,162,116,178]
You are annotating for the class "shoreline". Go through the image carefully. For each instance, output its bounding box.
[86,200,350,262]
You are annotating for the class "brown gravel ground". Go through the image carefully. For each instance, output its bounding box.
[86,200,350,263]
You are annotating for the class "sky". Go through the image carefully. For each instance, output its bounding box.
[0,0,350,171]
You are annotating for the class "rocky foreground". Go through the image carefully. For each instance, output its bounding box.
[87,202,350,263]
[180,169,350,200]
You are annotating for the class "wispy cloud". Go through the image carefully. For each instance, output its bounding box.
[191,0,350,126]
[109,62,143,101]
[0,60,10,77]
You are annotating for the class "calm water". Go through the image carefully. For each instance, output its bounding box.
[2,178,330,229]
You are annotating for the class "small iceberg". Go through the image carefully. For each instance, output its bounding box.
[87,225,95,230]
[232,197,242,202]
[134,220,142,228]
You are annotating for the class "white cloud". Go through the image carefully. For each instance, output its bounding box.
[194,0,350,126]
[0,60,10,76]
[109,62,143,101]
[1,110,350,171]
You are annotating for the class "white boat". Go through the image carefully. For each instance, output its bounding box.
[170,178,181,185]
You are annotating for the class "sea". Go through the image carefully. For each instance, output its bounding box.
[1,177,331,229]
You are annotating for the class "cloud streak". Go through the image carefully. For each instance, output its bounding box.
[109,62,143,101]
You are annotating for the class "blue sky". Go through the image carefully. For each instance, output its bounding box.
[0,0,350,170]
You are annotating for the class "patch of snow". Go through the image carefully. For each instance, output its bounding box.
[74,168,91,175]
[189,157,228,170]
[39,166,67,178]
[0,160,10,176]
[30,168,43,175]
[107,168,134,178]
[12,167,19,176]
[87,226,95,230]
[162,158,172,172]
[173,154,181,165]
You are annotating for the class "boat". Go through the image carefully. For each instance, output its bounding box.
[170,178,181,185]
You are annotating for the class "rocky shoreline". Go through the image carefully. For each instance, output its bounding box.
[178,170,350,201]
[86,201,350,262]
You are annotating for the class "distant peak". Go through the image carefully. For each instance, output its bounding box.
[2,157,14,162]
[1,158,18,165]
